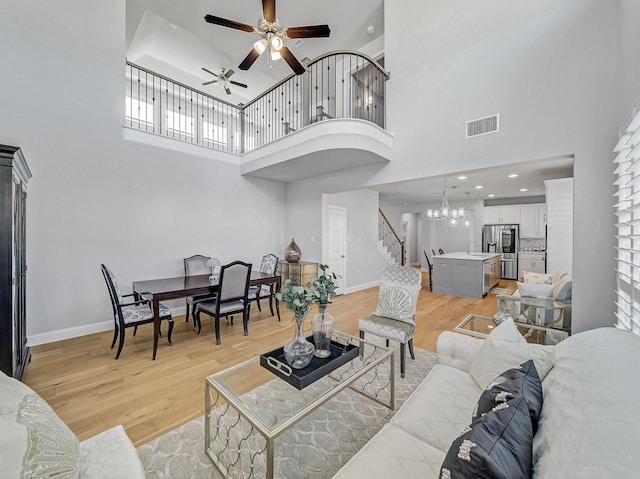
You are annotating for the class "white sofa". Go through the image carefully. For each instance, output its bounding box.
[0,371,145,479]
[333,320,640,478]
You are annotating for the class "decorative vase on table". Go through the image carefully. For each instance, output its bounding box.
[283,313,315,369]
[311,304,334,358]
[285,238,302,263]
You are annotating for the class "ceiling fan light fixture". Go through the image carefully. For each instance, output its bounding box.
[254,38,268,54]
[270,35,283,51]
[270,48,282,61]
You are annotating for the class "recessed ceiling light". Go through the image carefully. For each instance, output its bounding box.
[508,173,519,178]
[458,176,467,180]
[475,185,483,189]
[520,188,528,192]
[488,194,495,198]
[169,23,178,29]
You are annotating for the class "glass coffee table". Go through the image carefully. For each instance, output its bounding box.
[455,314,569,345]
[204,331,394,479]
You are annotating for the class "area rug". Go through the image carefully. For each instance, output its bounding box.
[488,286,514,296]
[137,346,437,479]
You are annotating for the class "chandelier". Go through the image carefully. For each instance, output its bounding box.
[427,185,464,221]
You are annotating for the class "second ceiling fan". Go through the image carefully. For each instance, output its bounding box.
[204,0,330,75]
[201,67,248,95]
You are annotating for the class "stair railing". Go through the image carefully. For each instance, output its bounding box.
[378,208,406,266]
[124,50,388,154]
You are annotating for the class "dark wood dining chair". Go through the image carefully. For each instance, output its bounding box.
[100,264,174,359]
[247,253,279,319]
[184,254,219,323]
[423,251,433,291]
[194,261,252,345]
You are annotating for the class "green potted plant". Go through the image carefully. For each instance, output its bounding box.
[275,279,316,368]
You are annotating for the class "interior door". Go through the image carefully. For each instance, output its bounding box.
[328,206,347,295]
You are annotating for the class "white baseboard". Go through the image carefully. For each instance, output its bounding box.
[28,321,113,346]
[28,306,188,346]
[343,280,379,295]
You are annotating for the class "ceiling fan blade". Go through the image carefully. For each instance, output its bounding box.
[230,80,248,88]
[202,80,218,85]
[280,46,306,75]
[239,48,261,70]
[204,15,255,33]
[285,25,331,38]
[224,69,235,79]
[262,0,276,24]
[201,67,217,77]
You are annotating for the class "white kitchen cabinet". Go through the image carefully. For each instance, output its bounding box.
[518,252,546,280]
[483,205,521,224]
[520,204,547,238]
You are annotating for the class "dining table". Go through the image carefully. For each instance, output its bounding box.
[132,271,281,359]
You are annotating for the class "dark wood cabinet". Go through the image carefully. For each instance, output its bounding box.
[0,145,32,380]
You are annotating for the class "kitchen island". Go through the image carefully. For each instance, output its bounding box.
[432,252,501,298]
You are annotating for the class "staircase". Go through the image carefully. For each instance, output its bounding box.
[378,240,399,265]
[378,209,405,266]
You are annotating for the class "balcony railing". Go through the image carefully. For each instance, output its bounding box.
[125,51,388,154]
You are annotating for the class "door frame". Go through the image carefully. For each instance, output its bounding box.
[324,205,347,295]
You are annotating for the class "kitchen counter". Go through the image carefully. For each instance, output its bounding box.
[433,252,501,298]
[436,252,501,261]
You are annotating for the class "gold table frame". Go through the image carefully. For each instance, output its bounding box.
[204,331,394,478]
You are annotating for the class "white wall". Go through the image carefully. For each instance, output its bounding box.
[285,0,622,333]
[0,1,285,344]
[323,190,388,291]
[1,0,635,342]
[619,0,640,120]
[383,0,620,333]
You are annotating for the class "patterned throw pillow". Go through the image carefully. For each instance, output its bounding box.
[473,360,543,434]
[516,281,555,298]
[17,394,80,479]
[523,271,552,284]
[551,278,572,301]
[375,286,415,324]
[439,396,533,479]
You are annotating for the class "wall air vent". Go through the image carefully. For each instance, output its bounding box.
[466,114,500,138]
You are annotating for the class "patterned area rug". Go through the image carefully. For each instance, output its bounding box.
[137,346,437,479]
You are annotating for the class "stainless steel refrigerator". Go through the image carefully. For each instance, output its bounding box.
[482,224,519,280]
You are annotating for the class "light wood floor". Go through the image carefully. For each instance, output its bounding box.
[23,274,513,447]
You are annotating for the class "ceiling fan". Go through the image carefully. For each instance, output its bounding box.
[201,67,248,95]
[204,0,330,75]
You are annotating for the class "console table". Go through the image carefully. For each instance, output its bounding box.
[277,260,318,286]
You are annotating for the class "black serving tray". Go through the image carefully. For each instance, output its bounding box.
[260,335,359,390]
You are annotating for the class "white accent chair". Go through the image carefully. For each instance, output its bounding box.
[359,265,422,378]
